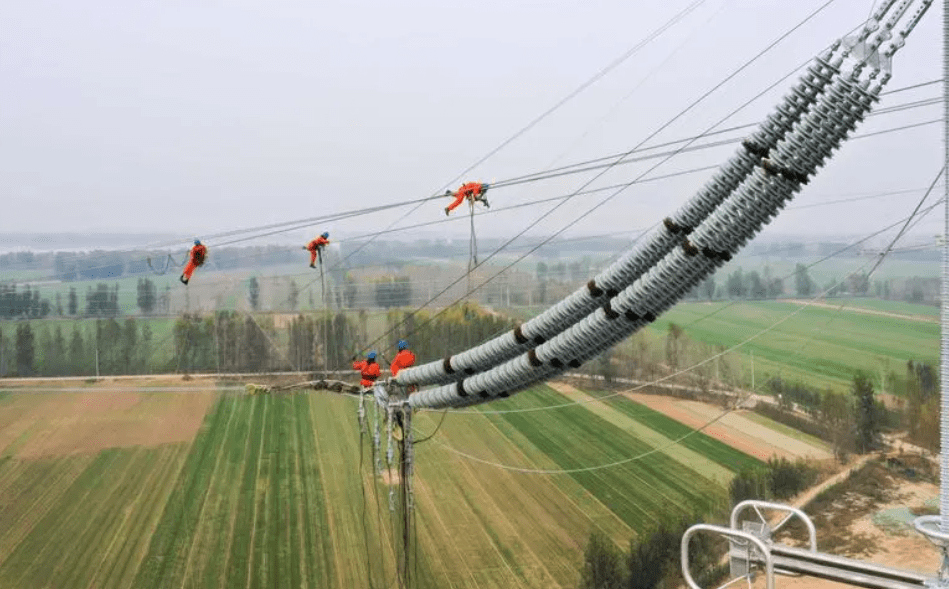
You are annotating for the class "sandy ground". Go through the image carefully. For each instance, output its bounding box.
[0,390,217,458]
[852,481,941,572]
[754,479,942,589]
[379,470,402,486]
[618,392,832,462]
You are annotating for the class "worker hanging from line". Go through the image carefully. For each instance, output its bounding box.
[388,340,417,440]
[179,239,207,285]
[389,339,416,378]
[352,351,381,389]
[303,232,330,268]
[444,181,490,216]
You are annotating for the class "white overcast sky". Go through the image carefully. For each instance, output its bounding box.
[0,0,944,247]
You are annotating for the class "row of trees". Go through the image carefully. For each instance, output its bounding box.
[1,284,102,319]
[1,300,515,377]
[172,310,374,374]
[580,516,726,589]
[384,303,514,365]
[686,264,864,300]
[533,262,871,305]
[762,362,941,454]
[0,318,155,377]
[1,279,176,321]
[729,457,820,504]
[685,265,935,302]
[2,313,293,377]
[172,312,273,373]
[287,313,359,371]
[901,360,938,451]
[0,284,51,319]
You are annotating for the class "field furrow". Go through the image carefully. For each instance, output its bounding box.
[219,394,267,589]
[96,444,190,589]
[179,392,245,589]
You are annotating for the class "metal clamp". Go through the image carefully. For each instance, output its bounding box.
[731,500,818,552]
[914,516,949,585]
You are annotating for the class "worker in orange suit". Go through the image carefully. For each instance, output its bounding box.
[444,181,490,215]
[389,340,416,378]
[352,351,381,388]
[303,232,330,268]
[179,239,207,285]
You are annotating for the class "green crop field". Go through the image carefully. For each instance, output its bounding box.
[0,383,774,589]
[645,299,938,394]
[586,390,765,472]
[506,297,937,395]
[801,297,938,317]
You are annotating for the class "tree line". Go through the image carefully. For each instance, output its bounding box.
[0,300,520,378]
[0,278,174,321]
[0,309,379,377]
[170,311,370,374]
[761,363,938,456]
[383,303,515,365]
[0,318,155,377]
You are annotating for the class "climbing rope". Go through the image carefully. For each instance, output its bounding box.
[145,253,184,276]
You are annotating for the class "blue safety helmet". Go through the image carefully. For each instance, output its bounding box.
[368,351,377,360]
[194,239,201,246]
[398,340,408,350]
[322,232,329,238]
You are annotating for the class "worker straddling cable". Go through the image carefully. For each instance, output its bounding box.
[179,239,207,285]
[303,232,330,268]
[444,181,490,215]
[389,340,416,378]
[352,351,381,389]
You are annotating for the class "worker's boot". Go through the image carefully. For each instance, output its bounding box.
[179,275,188,285]
[309,263,315,269]
[444,207,450,216]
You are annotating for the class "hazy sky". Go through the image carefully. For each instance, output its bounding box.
[1,0,944,249]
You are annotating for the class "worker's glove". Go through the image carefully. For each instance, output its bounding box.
[301,246,307,250]
[350,354,357,362]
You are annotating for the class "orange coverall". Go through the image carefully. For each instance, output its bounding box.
[352,359,381,387]
[306,236,330,265]
[389,349,416,378]
[446,182,487,213]
[182,244,207,281]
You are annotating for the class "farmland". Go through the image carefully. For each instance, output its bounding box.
[644,299,939,394]
[505,297,938,396]
[0,382,787,588]
[12,294,938,399]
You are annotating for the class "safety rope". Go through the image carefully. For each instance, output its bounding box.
[319,250,329,375]
[467,200,478,294]
[145,253,183,276]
